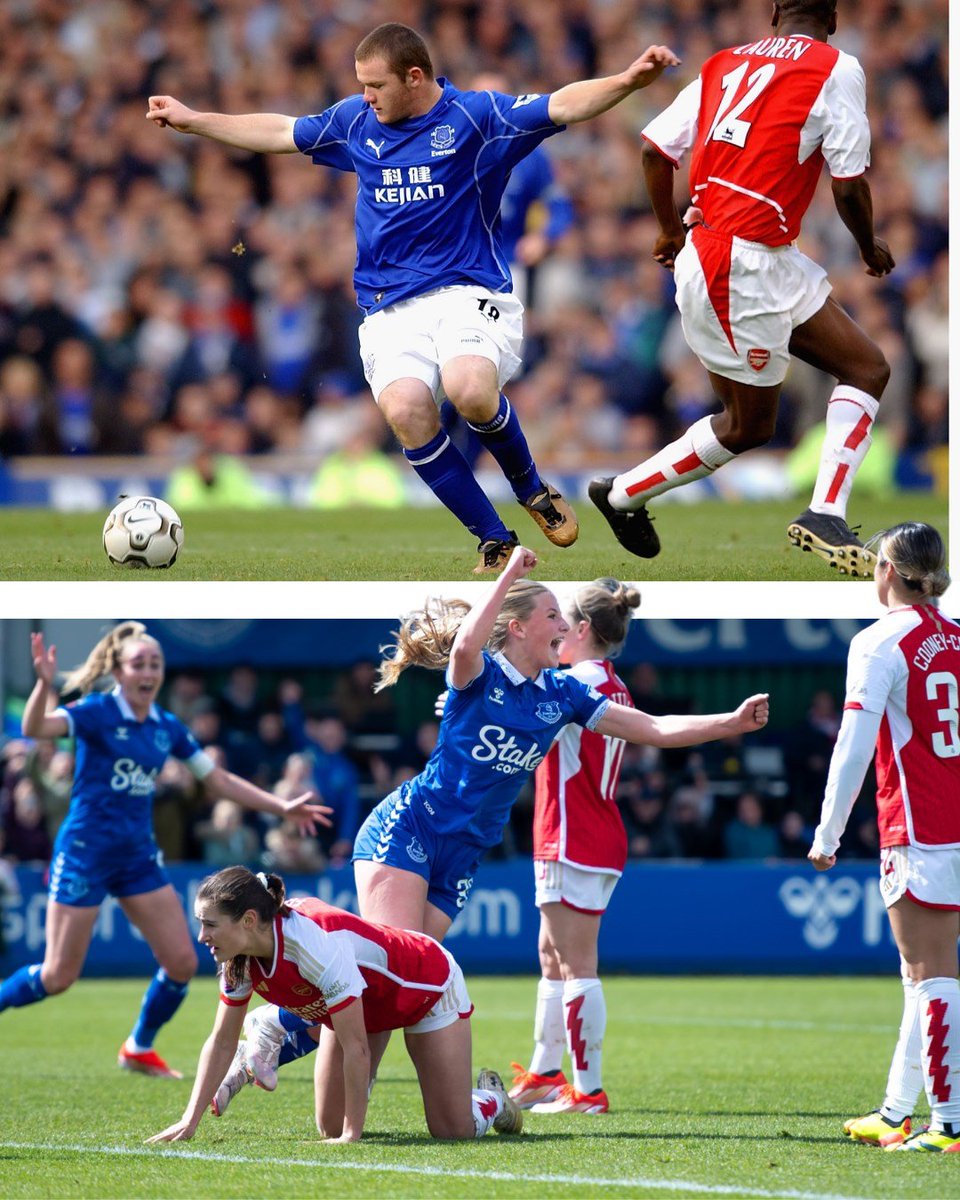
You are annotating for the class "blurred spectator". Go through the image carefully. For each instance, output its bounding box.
[723,792,780,861]
[195,798,261,868]
[165,425,279,510]
[307,414,406,510]
[1,778,53,864]
[262,819,326,875]
[25,742,74,838]
[667,783,721,859]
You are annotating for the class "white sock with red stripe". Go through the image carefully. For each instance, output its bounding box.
[609,416,735,510]
[915,977,960,1128]
[472,1089,503,1137]
[809,386,879,518]
[529,977,565,1075]
[880,963,923,1121]
[563,978,606,1094]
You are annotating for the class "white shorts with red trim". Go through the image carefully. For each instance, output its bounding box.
[879,844,960,911]
[673,226,831,386]
[405,951,474,1033]
[534,858,619,915]
[358,285,524,403]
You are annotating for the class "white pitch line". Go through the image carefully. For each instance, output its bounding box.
[0,1141,878,1200]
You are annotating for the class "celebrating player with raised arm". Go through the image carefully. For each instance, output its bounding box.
[208,545,768,1114]
[0,624,330,1080]
[147,23,679,573]
[146,867,521,1144]
[808,523,960,1152]
[589,0,894,576]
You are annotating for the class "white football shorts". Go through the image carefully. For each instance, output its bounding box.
[405,949,474,1033]
[534,858,620,915]
[673,225,831,386]
[879,844,960,911]
[358,284,524,403]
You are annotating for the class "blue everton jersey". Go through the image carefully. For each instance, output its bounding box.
[292,81,563,314]
[402,650,609,850]
[53,689,213,850]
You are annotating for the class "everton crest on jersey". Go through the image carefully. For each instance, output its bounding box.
[292,80,562,314]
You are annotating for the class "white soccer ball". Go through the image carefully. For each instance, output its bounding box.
[102,495,183,569]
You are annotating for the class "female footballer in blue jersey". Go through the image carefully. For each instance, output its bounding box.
[210,546,769,1114]
[0,622,330,1079]
[146,23,679,573]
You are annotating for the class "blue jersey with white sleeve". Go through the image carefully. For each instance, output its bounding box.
[52,688,215,853]
[402,649,609,850]
[292,81,563,314]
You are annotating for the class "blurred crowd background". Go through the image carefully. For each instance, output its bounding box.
[0,0,948,503]
[0,655,882,888]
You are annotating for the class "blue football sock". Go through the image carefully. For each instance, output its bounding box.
[404,430,510,543]
[0,964,48,1012]
[130,969,189,1049]
[278,1029,320,1066]
[278,1008,311,1035]
[467,393,542,503]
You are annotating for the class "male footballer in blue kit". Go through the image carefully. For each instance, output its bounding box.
[147,23,678,572]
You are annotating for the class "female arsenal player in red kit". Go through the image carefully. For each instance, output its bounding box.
[509,577,640,1115]
[809,523,960,1152]
[145,866,521,1144]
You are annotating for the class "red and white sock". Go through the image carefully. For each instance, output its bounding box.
[810,386,879,518]
[916,976,960,1127]
[529,977,565,1075]
[472,1089,503,1137]
[881,963,923,1121]
[609,416,735,510]
[563,978,606,1095]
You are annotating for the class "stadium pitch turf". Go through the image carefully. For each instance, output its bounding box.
[0,493,946,582]
[0,974,952,1198]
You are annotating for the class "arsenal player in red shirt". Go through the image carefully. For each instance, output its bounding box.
[146,866,522,1144]
[590,0,896,577]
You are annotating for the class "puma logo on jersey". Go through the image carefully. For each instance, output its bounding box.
[365,138,386,158]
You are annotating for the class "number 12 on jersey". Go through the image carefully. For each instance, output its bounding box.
[707,62,776,148]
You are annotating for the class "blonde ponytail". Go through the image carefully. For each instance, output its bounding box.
[61,621,159,695]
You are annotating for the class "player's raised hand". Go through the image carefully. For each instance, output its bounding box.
[502,545,538,581]
[146,95,197,132]
[732,693,770,733]
[30,633,57,686]
[282,793,334,835]
[623,45,681,90]
[861,237,895,278]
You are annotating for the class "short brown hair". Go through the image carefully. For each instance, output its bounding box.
[355,23,434,80]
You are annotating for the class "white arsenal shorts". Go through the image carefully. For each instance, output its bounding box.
[673,225,831,386]
[405,947,474,1033]
[879,845,960,911]
[534,858,620,915]
[359,285,524,403]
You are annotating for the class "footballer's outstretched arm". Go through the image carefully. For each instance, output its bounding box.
[548,46,680,125]
[831,177,894,277]
[147,96,298,153]
[146,1001,247,1143]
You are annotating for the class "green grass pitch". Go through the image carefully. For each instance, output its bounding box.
[0,493,946,581]
[1,974,954,1198]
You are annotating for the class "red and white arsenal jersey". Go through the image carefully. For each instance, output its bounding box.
[533,659,632,873]
[642,35,870,245]
[220,898,454,1032]
[845,607,960,849]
